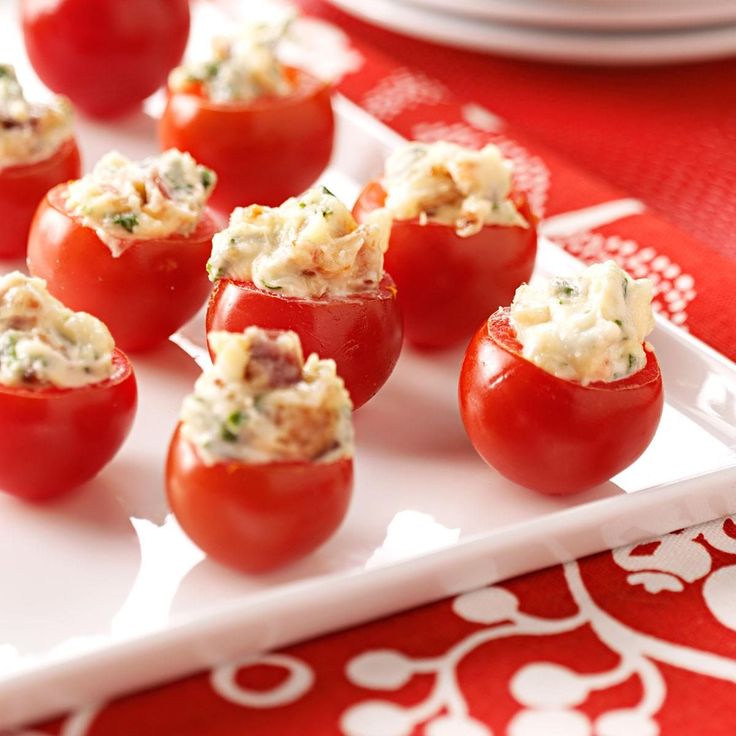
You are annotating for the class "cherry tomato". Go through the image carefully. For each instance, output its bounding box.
[159,68,334,212]
[0,348,136,502]
[206,276,403,409]
[166,424,353,573]
[0,138,81,260]
[353,181,537,350]
[27,184,218,352]
[459,308,664,495]
[21,0,190,118]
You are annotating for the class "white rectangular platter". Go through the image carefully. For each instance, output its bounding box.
[1,7,735,730]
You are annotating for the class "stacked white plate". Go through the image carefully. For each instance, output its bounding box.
[326,0,736,65]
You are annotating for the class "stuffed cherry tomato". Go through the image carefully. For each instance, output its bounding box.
[0,65,81,259]
[205,187,402,409]
[459,262,664,495]
[354,141,537,350]
[21,0,190,118]
[167,328,354,573]
[0,272,137,501]
[160,28,333,212]
[28,149,218,352]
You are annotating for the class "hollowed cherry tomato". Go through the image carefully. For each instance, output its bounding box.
[205,276,403,409]
[166,424,353,573]
[21,0,190,118]
[459,308,663,495]
[0,348,137,501]
[27,183,218,352]
[0,138,80,260]
[159,67,334,212]
[354,181,537,350]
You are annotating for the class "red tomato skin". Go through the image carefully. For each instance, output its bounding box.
[159,68,334,212]
[0,348,137,502]
[459,309,664,495]
[205,277,403,409]
[166,425,353,573]
[353,181,537,350]
[0,139,81,260]
[27,184,218,352]
[21,0,190,118]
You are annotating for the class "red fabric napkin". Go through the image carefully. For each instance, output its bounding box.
[23,6,736,736]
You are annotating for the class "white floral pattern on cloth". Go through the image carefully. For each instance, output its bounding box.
[338,518,736,736]
[362,68,449,122]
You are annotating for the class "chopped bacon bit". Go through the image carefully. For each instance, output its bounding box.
[246,334,302,389]
[7,314,35,330]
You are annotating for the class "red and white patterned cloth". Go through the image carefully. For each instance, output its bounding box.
[19,4,736,734]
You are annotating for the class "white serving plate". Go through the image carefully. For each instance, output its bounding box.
[390,0,736,31]
[326,0,736,65]
[1,13,736,733]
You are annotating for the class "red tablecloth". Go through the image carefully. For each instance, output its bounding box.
[21,4,736,735]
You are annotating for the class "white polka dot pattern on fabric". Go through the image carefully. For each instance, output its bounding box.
[508,708,592,736]
[703,565,736,632]
[340,701,414,736]
[555,231,696,328]
[210,654,314,708]
[362,69,449,122]
[425,715,492,736]
[596,709,660,736]
[510,663,590,709]
[346,650,414,690]
[452,586,519,625]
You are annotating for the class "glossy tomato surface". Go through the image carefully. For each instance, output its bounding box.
[160,68,334,212]
[0,138,80,259]
[354,181,537,349]
[459,309,664,495]
[206,277,403,409]
[0,348,137,501]
[21,0,190,117]
[27,184,217,352]
[166,425,353,573]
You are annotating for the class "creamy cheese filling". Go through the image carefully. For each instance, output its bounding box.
[169,21,294,103]
[63,149,216,257]
[381,141,528,237]
[181,327,353,465]
[0,271,115,388]
[509,260,655,385]
[0,64,74,169]
[208,187,391,298]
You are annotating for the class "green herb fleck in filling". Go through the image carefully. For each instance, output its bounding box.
[200,169,214,189]
[204,62,220,79]
[221,410,243,442]
[206,261,226,280]
[111,212,138,234]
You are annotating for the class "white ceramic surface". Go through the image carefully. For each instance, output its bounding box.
[326,0,736,65]
[1,4,736,729]
[392,0,736,31]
